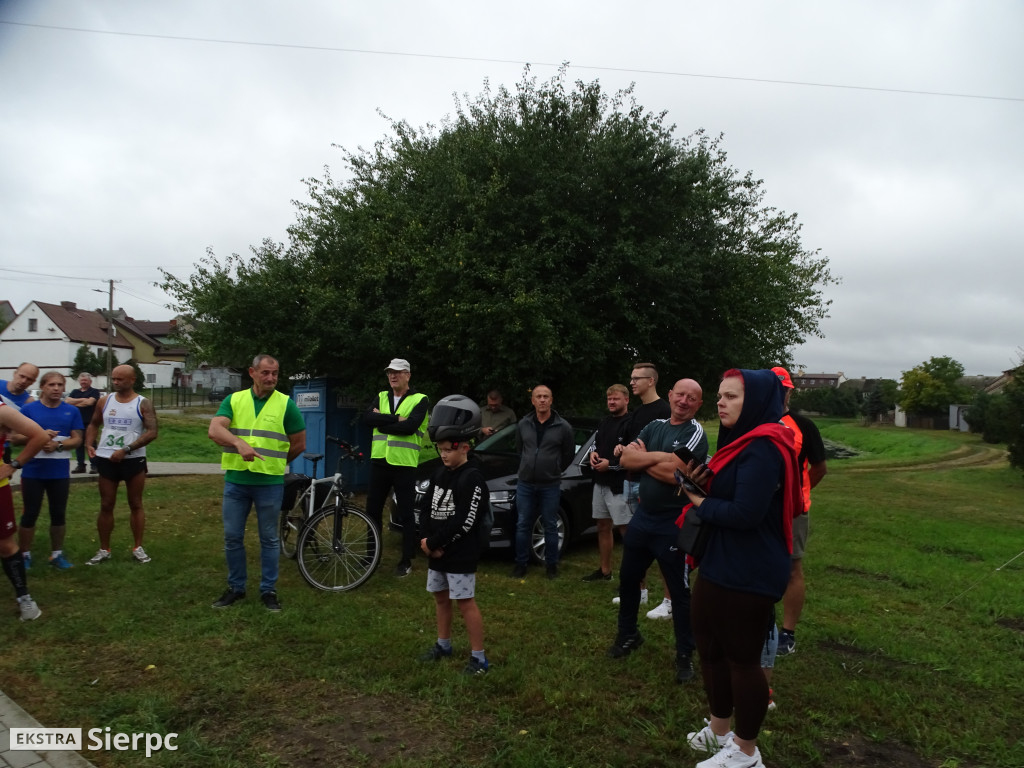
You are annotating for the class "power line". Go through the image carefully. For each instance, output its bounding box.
[3,19,1021,104]
[0,266,103,281]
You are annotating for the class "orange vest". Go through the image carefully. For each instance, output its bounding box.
[781,413,811,514]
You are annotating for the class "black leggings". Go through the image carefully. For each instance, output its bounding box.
[19,477,70,528]
[691,575,775,741]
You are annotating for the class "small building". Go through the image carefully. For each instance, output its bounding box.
[792,371,847,390]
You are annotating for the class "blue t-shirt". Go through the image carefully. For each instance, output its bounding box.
[0,381,32,411]
[20,400,84,480]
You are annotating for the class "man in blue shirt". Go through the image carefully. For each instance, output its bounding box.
[17,372,83,569]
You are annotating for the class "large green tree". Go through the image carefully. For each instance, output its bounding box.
[898,356,972,416]
[1002,360,1024,471]
[161,69,834,410]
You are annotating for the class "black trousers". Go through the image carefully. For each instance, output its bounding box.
[364,460,418,563]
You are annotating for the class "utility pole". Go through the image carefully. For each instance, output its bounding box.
[105,279,114,389]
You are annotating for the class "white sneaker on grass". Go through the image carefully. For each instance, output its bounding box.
[132,546,151,564]
[646,597,672,619]
[612,588,649,606]
[695,736,763,768]
[86,549,111,566]
[687,719,735,753]
[18,596,42,622]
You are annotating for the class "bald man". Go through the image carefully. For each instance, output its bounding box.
[85,365,159,565]
[610,378,709,684]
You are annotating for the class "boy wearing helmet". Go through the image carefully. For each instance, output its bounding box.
[418,395,491,675]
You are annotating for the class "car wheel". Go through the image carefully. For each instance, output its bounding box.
[530,506,568,565]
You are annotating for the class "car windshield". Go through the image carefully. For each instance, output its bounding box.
[474,423,596,460]
[475,424,518,453]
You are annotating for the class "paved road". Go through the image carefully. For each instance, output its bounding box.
[2,462,222,767]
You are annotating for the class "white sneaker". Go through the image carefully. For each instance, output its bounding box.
[132,546,151,564]
[86,549,112,566]
[646,597,672,619]
[18,596,42,622]
[695,736,763,768]
[611,588,649,606]
[687,719,735,753]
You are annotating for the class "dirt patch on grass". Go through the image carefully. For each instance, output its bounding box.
[917,544,982,561]
[816,734,942,767]
[824,565,913,589]
[996,616,1024,633]
[250,687,491,767]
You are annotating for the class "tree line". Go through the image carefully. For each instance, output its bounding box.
[159,68,834,415]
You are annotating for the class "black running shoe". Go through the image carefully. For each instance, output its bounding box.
[607,631,645,658]
[212,589,246,609]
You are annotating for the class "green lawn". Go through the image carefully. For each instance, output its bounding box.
[2,422,1023,767]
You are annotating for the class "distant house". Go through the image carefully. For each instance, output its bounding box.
[0,300,16,328]
[982,368,1020,396]
[792,371,847,390]
[0,301,186,387]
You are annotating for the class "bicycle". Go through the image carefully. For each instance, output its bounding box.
[278,436,382,591]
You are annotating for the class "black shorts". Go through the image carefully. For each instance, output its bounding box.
[94,456,148,482]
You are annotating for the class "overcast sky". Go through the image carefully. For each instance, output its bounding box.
[2,1,1021,382]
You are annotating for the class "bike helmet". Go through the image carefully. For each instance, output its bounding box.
[428,394,481,444]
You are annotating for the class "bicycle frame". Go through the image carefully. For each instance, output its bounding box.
[282,437,382,591]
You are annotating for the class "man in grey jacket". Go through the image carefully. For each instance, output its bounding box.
[511,384,575,579]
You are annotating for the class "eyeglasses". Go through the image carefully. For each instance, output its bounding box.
[629,376,653,382]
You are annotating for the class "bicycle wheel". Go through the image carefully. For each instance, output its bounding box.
[279,492,306,560]
[296,503,382,592]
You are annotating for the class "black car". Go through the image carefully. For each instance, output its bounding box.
[207,386,233,402]
[392,421,599,564]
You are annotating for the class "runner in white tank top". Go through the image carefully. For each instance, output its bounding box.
[84,365,159,565]
[95,393,148,459]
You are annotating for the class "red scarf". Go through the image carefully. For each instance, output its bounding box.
[676,422,802,558]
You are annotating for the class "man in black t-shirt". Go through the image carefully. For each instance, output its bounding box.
[615,363,672,616]
[65,372,101,473]
[581,384,632,582]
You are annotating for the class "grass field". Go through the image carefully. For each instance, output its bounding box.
[2,421,1023,767]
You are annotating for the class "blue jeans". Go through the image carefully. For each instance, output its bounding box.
[514,480,561,566]
[222,481,284,595]
[624,479,640,514]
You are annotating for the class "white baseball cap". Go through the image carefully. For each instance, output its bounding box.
[385,358,411,373]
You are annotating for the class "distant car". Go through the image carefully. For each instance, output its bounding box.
[390,420,600,564]
[207,386,233,402]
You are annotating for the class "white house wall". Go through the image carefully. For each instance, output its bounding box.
[1,301,131,381]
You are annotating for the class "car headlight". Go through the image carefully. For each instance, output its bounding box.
[489,489,515,505]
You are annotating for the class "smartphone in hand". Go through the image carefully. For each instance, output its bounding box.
[674,468,707,498]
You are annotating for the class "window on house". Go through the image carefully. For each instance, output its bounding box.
[28,318,37,332]
[146,374,156,383]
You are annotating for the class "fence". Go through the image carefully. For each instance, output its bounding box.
[145,387,204,409]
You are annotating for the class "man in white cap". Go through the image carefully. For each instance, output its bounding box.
[364,358,432,577]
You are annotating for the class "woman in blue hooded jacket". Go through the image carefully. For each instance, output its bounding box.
[678,369,801,768]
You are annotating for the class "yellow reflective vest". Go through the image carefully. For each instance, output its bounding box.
[370,391,435,466]
[220,390,291,475]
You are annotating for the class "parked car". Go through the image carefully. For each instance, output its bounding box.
[390,420,600,564]
[207,386,233,402]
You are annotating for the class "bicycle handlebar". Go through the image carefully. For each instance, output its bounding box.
[326,435,364,462]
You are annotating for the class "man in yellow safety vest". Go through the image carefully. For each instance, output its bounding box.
[364,358,433,578]
[208,354,306,612]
